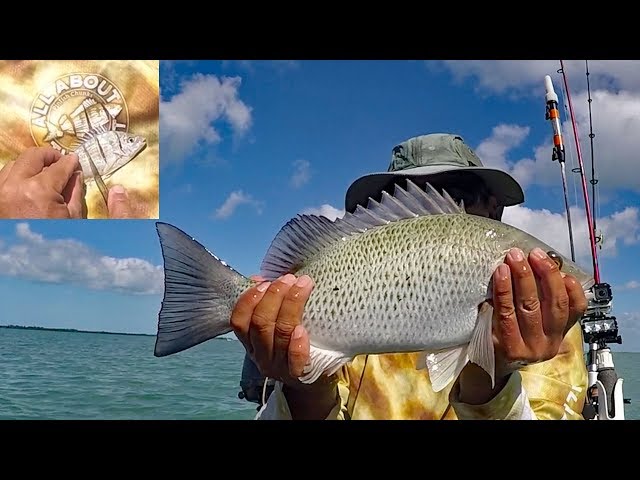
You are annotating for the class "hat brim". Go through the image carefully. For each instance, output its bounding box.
[344,165,525,213]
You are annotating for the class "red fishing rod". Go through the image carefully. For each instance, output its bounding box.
[558,60,601,283]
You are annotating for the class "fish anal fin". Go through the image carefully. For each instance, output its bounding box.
[298,345,352,384]
[418,345,469,393]
[467,301,496,389]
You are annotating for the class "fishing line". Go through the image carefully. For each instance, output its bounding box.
[584,60,602,249]
[558,60,602,283]
[558,70,580,216]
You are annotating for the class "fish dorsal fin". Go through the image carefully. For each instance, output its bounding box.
[82,98,97,108]
[259,179,466,280]
[82,124,109,141]
[88,124,108,136]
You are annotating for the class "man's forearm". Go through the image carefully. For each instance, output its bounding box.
[282,380,339,420]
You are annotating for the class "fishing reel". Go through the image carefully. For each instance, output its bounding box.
[581,282,621,346]
[237,353,275,411]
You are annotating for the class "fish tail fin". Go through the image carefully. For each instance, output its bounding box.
[154,222,252,357]
[43,120,62,142]
[59,115,75,135]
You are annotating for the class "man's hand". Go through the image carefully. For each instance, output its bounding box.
[230,273,338,419]
[0,147,86,219]
[458,247,588,405]
[107,185,134,219]
[231,273,314,385]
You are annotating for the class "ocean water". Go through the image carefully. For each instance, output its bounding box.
[1,328,638,420]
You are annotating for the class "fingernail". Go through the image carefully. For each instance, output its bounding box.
[295,275,311,287]
[292,325,304,340]
[280,274,296,286]
[256,281,271,292]
[508,248,524,262]
[111,185,126,195]
[531,248,547,260]
[497,264,510,280]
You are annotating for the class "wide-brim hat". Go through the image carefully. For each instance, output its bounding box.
[345,133,525,213]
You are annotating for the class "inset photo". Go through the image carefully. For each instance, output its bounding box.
[0,60,159,219]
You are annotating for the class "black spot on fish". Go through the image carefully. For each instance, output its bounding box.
[333,286,339,291]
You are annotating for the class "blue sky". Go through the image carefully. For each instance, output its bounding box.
[1,60,639,351]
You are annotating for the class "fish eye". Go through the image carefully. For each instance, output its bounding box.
[547,250,563,269]
[128,137,135,143]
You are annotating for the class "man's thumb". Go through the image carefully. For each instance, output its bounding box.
[107,185,132,219]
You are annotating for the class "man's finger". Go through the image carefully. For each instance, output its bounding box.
[230,281,271,354]
[529,248,570,338]
[42,153,81,193]
[107,185,133,219]
[563,275,588,334]
[493,263,525,359]
[273,275,314,368]
[248,274,296,369]
[63,171,87,219]
[507,248,544,346]
[0,160,15,184]
[11,147,62,178]
[288,325,310,378]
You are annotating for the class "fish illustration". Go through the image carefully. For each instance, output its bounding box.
[71,126,146,182]
[152,180,594,393]
[44,98,123,142]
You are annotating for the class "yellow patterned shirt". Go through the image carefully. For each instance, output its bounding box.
[257,323,587,420]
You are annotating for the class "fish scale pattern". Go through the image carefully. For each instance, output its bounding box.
[295,214,508,355]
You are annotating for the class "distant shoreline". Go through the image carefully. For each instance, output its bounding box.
[0,325,154,337]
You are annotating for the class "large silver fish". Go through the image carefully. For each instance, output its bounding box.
[72,127,146,181]
[154,180,594,393]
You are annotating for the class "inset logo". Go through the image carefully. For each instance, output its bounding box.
[29,73,129,154]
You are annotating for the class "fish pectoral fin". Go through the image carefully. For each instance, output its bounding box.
[298,345,352,384]
[467,301,496,389]
[418,345,469,393]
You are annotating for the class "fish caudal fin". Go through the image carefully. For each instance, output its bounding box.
[298,345,352,384]
[154,222,247,357]
[417,301,496,392]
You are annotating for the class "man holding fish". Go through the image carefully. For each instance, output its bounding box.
[0,146,134,219]
[231,134,589,420]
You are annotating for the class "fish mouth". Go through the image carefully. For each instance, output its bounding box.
[131,139,148,159]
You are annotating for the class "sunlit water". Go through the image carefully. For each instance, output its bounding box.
[1,328,638,420]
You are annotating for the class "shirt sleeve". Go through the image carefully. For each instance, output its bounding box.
[449,370,537,420]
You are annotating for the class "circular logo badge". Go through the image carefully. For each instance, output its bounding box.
[29,73,130,154]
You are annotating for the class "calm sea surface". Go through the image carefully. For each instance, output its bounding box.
[1,328,638,420]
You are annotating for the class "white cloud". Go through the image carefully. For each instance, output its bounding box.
[290,159,311,189]
[433,60,640,97]
[0,224,163,295]
[301,204,345,221]
[160,73,252,165]
[620,280,640,290]
[475,91,640,193]
[213,190,263,219]
[432,61,640,194]
[502,204,640,269]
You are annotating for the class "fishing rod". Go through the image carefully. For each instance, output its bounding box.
[544,75,576,261]
[558,60,601,282]
[549,60,628,420]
